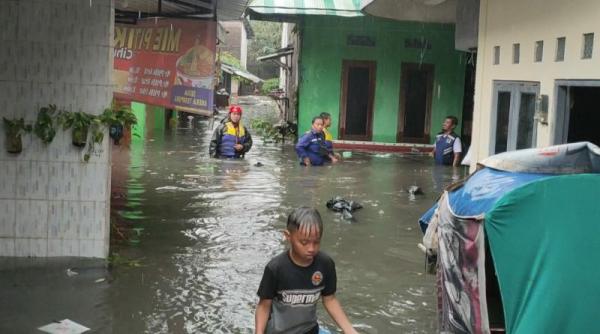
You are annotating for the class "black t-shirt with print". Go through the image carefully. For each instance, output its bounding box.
[257,251,337,334]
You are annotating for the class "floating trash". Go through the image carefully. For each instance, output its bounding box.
[326,196,363,220]
[408,185,424,195]
[38,319,90,334]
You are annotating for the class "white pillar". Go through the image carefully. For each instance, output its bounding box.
[279,23,290,90]
[0,0,114,258]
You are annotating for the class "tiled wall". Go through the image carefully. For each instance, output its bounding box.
[0,0,114,257]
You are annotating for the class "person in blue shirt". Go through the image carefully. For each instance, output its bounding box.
[433,116,462,166]
[295,117,337,166]
[209,105,252,158]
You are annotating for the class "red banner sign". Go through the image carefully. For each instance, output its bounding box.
[113,19,216,114]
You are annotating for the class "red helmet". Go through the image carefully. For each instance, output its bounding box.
[229,105,242,114]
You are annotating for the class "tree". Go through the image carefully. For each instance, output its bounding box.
[247,20,282,80]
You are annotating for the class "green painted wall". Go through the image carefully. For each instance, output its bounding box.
[297,16,466,143]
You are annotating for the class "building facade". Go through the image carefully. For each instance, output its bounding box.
[471,0,600,167]
[297,16,467,146]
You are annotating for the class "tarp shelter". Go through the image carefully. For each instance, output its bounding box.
[419,142,600,334]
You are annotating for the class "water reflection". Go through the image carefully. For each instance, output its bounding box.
[108,110,465,333]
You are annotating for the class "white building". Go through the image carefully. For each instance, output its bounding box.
[471,0,600,168]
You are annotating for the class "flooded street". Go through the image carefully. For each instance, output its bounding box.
[0,98,464,333]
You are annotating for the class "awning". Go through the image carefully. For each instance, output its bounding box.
[246,0,364,21]
[221,63,263,83]
[359,0,457,23]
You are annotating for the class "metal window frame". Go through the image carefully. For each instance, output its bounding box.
[490,81,540,154]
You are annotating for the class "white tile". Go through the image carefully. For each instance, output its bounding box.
[61,239,79,256]
[62,162,81,200]
[0,200,16,237]
[93,201,107,240]
[15,160,31,198]
[0,161,17,198]
[14,238,29,257]
[79,201,95,239]
[30,238,48,257]
[47,162,62,199]
[0,238,15,256]
[15,200,48,238]
[0,2,18,41]
[63,201,80,239]
[23,161,49,199]
[79,239,96,257]
[47,200,64,239]
[79,163,96,201]
[47,238,63,257]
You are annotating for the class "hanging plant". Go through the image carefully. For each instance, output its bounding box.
[34,104,59,144]
[100,104,137,145]
[61,111,94,147]
[3,118,32,154]
[82,118,104,162]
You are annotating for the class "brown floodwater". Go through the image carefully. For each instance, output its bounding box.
[0,97,465,333]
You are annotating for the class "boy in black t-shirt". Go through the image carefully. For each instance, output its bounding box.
[255,207,358,334]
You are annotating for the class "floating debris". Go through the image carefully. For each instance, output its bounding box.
[38,319,90,334]
[408,185,423,195]
[326,197,363,220]
[254,162,264,167]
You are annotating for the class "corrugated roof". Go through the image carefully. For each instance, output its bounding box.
[221,63,263,83]
[246,0,363,19]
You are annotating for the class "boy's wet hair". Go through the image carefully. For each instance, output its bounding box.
[446,115,459,126]
[319,112,331,120]
[312,116,323,124]
[287,207,323,236]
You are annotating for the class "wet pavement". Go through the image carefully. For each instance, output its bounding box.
[0,96,465,333]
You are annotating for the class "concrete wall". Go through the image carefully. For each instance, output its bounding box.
[471,0,600,167]
[0,0,114,257]
[298,16,466,143]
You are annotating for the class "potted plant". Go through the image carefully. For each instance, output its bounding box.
[34,104,59,144]
[101,104,137,145]
[61,111,94,147]
[3,118,32,153]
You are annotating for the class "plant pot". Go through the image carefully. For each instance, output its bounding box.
[72,126,89,147]
[6,133,22,154]
[109,124,124,145]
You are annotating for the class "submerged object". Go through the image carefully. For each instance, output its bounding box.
[326,196,363,219]
[408,185,423,195]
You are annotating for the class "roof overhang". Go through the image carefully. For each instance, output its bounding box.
[257,47,294,70]
[360,0,457,23]
[246,0,363,22]
[221,63,263,83]
[114,0,249,23]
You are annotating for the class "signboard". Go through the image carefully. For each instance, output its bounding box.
[113,19,216,115]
